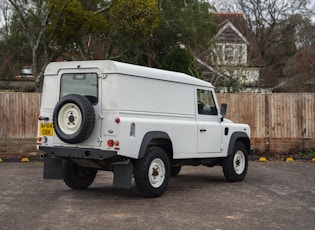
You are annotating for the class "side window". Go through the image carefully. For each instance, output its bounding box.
[197,89,218,115]
[60,73,98,105]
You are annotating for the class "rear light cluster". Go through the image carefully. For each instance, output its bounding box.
[37,136,47,143]
[107,117,120,150]
[37,115,49,144]
[107,140,119,147]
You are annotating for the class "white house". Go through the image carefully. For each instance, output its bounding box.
[201,13,264,92]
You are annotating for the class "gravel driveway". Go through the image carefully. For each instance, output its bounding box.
[0,161,314,230]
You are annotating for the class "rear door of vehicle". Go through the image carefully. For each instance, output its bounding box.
[54,69,102,147]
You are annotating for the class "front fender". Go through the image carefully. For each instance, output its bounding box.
[227,132,250,156]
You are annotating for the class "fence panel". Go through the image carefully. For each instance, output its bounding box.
[0,92,314,142]
[0,92,41,139]
[216,93,267,138]
[216,93,314,139]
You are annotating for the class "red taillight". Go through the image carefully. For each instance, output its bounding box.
[115,117,120,123]
[107,140,114,147]
[107,140,119,148]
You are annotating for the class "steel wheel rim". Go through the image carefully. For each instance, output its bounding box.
[233,150,245,175]
[58,103,82,135]
[148,158,165,188]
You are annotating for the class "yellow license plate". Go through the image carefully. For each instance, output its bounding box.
[39,123,54,136]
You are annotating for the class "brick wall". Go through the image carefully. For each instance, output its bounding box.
[251,137,314,153]
[0,139,42,159]
[0,137,314,159]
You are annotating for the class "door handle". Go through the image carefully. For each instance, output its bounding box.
[200,129,207,132]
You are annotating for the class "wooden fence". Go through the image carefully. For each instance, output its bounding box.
[0,92,314,151]
[0,93,41,139]
[217,93,315,139]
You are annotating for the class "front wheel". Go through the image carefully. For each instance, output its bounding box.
[134,147,170,198]
[222,142,248,182]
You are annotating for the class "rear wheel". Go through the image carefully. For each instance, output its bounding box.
[134,147,170,198]
[63,160,97,189]
[222,142,248,182]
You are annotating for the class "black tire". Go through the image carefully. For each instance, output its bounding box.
[134,147,170,198]
[53,94,95,144]
[170,166,181,177]
[63,160,97,189]
[222,141,248,182]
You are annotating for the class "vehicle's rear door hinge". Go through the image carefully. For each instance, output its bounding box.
[98,114,104,119]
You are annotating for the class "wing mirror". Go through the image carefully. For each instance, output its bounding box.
[220,103,227,116]
[220,103,227,121]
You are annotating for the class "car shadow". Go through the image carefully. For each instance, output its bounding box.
[58,172,227,200]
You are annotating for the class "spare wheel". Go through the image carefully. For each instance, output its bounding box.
[53,94,95,144]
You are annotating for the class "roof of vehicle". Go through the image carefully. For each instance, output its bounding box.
[44,60,213,88]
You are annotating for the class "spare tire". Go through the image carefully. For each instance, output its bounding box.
[53,94,95,144]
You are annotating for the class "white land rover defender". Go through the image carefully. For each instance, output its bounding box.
[37,60,250,197]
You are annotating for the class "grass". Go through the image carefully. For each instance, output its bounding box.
[301,147,315,158]
[252,146,315,160]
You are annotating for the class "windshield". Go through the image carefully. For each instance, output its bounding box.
[60,73,98,104]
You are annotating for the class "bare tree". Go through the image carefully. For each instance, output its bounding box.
[208,0,237,12]
[225,0,315,90]
[0,0,12,37]
[235,0,313,51]
[7,0,106,91]
[8,0,70,90]
[209,0,315,57]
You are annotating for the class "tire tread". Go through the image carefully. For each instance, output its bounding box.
[63,160,97,189]
[134,147,170,198]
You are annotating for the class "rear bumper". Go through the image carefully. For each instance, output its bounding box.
[39,146,117,160]
[41,146,133,188]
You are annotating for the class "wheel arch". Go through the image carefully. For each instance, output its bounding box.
[227,132,250,156]
[138,131,173,159]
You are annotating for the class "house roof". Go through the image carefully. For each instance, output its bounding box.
[210,12,264,67]
[217,21,250,45]
[211,13,248,36]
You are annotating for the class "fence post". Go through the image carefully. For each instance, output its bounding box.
[265,93,270,152]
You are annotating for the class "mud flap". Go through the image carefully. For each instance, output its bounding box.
[113,160,134,189]
[43,158,63,179]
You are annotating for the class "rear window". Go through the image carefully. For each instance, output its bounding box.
[60,73,98,104]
